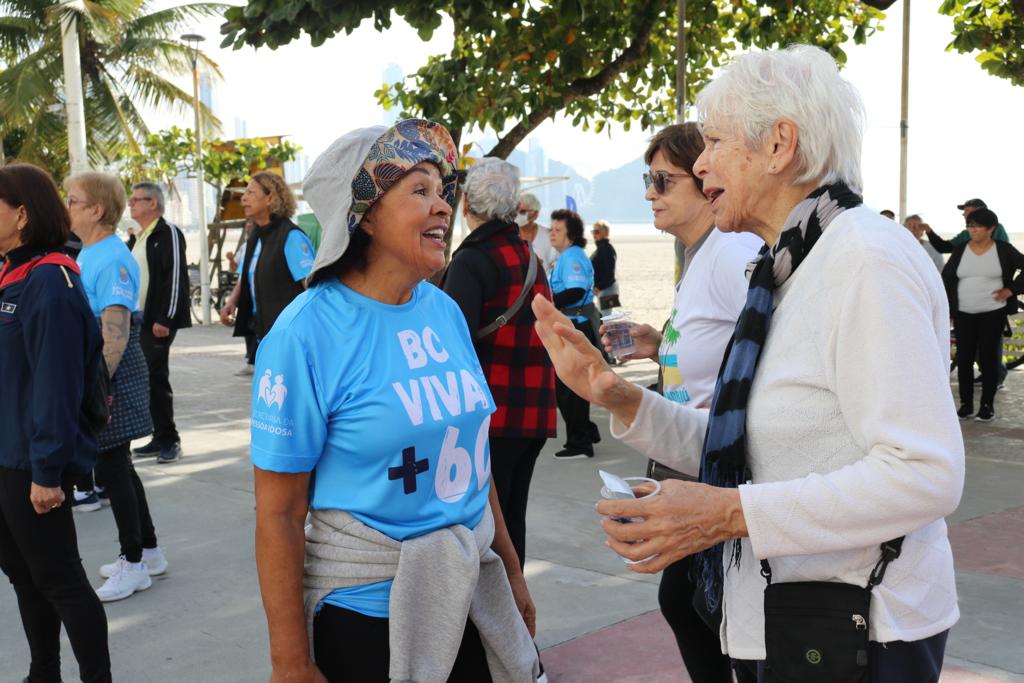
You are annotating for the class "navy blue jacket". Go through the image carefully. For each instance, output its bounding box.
[0,246,102,486]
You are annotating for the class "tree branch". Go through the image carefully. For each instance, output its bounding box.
[486,7,658,159]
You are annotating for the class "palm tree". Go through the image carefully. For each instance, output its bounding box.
[0,1,225,176]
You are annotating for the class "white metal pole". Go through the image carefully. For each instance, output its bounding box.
[191,61,211,324]
[675,0,687,123]
[60,5,88,173]
[898,0,910,224]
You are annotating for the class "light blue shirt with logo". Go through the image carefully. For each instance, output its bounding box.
[77,234,140,316]
[250,280,495,617]
[247,230,316,313]
[549,244,594,323]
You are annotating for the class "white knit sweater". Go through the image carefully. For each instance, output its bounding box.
[611,206,964,659]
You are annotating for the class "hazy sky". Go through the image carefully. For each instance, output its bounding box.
[154,2,1024,233]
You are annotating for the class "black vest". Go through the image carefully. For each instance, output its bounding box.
[234,216,306,339]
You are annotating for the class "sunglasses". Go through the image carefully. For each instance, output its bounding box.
[643,171,690,195]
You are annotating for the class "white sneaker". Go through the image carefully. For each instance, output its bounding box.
[95,559,152,602]
[99,548,168,578]
[141,546,168,576]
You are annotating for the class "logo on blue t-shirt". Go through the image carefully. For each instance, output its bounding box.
[1,302,15,314]
[257,369,288,410]
[118,266,129,284]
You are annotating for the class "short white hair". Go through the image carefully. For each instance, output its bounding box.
[518,191,540,212]
[464,158,520,222]
[695,44,865,193]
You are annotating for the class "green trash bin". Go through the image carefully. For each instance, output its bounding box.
[296,213,322,252]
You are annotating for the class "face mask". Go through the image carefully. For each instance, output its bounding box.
[514,213,531,227]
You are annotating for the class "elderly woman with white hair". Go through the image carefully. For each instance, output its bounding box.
[250,120,538,682]
[442,157,557,570]
[532,45,963,681]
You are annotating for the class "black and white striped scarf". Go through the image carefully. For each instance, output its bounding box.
[695,182,863,612]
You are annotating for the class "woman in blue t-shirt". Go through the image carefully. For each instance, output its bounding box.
[251,120,538,683]
[548,209,601,460]
[65,172,166,603]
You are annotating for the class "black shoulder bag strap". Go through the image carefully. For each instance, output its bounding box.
[760,537,905,588]
[476,245,538,339]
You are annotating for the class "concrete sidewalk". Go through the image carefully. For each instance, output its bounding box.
[1,323,1022,682]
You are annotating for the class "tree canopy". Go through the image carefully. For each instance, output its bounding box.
[0,0,225,177]
[221,0,885,158]
[941,0,1024,87]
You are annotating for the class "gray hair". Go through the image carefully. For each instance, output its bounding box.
[464,158,520,223]
[695,44,864,194]
[518,191,540,212]
[132,182,165,213]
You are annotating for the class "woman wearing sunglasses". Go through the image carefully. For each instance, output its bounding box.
[603,122,761,682]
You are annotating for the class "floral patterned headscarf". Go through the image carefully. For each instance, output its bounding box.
[304,119,459,282]
[347,119,459,233]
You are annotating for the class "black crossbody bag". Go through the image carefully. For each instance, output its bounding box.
[761,537,904,682]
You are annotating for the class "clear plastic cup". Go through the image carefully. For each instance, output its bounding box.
[601,311,636,358]
[599,476,660,564]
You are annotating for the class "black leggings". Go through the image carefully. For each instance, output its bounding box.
[554,318,599,453]
[489,436,545,569]
[312,603,492,682]
[954,309,1005,408]
[94,443,157,563]
[0,467,111,683]
[658,556,735,683]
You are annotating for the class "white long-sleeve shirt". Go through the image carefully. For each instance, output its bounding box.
[611,206,964,659]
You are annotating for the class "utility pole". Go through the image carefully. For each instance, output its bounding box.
[60,1,89,173]
[182,33,211,324]
[898,0,911,223]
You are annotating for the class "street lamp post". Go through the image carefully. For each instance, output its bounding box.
[60,0,89,173]
[181,33,211,324]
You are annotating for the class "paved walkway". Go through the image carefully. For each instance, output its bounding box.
[1,324,1022,681]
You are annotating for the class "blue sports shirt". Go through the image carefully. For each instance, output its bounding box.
[76,234,140,316]
[549,245,594,322]
[250,280,495,617]
[247,230,316,313]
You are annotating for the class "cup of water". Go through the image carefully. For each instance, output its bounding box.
[598,471,661,564]
[601,311,636,358]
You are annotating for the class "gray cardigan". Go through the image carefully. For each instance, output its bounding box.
[303,507,538,682]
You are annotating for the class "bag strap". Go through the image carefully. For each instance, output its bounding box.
[0,253,80,290]
[476,244,538,339]
[760,536,904,589]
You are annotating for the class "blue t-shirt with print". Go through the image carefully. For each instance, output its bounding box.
[247,230,316,313]
[549,245,594,322]
[76,234,140,316]
[250,279,495,617]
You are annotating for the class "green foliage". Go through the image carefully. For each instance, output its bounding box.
[221,0,885,158]
[940,0,1024,86]
[0,0,227,179]
[121,126,301,219]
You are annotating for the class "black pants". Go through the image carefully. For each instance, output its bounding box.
[734,628,948,682]
[489,436,545,569]
[140,326,179,446]
[94,443,157,563]
[244,332,258,365]
[313,603,492,682]
[0,467,111,683]
[657,556,734,682]
[954,309,1004,408]
[555,318,598,454]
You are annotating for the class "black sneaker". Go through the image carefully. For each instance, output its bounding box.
[133,440,162,457]
[957,405,974,420]
[553,447,593,460]
[156,443,183,464]
[975,405,994,422]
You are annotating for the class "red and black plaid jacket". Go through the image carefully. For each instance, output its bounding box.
[443,220,557,439]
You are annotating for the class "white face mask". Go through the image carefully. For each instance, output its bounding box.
[514,213,531,227]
